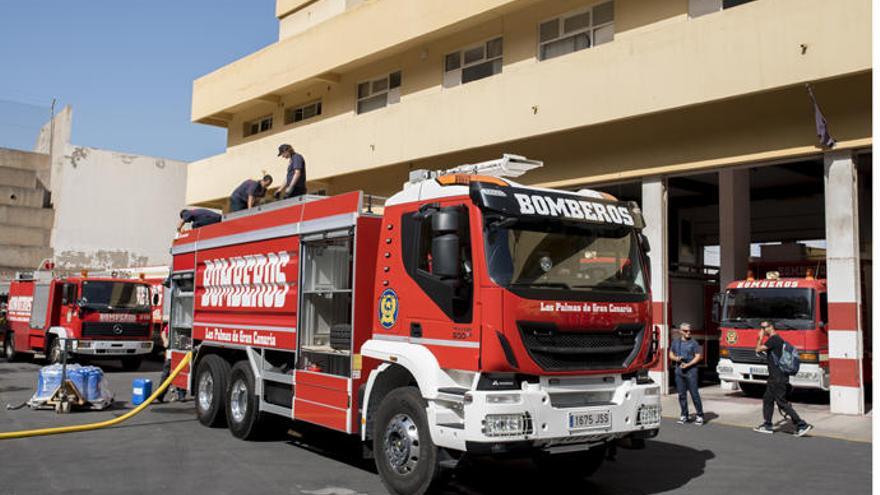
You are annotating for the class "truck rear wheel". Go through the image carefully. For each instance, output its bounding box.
[533,444,607,479]
[226,361,276,440]
[373,387,444,495]
[195,355,231,427]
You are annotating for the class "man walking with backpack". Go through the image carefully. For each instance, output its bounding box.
[753,321,813,436]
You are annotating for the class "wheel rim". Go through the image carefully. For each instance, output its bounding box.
[197,371,214,412]
[229,378,248,423]
[383,413,421,476]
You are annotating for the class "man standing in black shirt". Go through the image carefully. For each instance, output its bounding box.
[229,175,273,212]
[274,144,307,200]
[753,321,813,436]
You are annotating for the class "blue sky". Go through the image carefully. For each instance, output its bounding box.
[0,1,276,162]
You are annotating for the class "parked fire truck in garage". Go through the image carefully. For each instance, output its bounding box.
[2,271,154,370]
[167,155,662,494]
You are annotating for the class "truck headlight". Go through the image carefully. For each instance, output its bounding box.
[637,404,661,425]
[483,413,533,437]
[140,342,152,349]
[78,341,92,349]
[644,386,660,396]
[717,366,734,375]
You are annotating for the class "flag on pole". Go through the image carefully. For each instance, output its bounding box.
[806,83,836,149]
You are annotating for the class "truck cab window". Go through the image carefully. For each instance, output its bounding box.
[402,205,473,322]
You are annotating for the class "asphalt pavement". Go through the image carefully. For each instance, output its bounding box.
[0,358,871,495]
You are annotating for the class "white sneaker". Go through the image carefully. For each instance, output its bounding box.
[694,416,704,426]
[677,415,689,424]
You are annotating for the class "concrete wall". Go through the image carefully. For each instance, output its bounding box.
[32,107,188,271]
[278,0,364,40]
[0,147,54,277]
[186,0,871,205]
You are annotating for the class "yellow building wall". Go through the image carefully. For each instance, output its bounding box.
[187,0,871,205]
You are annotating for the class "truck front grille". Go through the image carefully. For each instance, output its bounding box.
[517,322,644,372]
[727,347,767,364]
[81,322,150,338]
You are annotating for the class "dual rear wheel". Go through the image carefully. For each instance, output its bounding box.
[194,355,278,439]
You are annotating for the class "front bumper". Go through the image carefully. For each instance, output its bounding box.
[716,359,829,390]
[429,375,661,453]
[72,340,153,357]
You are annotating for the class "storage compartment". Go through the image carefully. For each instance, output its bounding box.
[298,233,354,377]
[170,275,194,351]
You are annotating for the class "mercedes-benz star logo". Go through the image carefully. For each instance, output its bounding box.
[112,324,124,335]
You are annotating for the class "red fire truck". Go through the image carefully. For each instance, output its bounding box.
[2,271,154,370]
[715,270,829,395]
[716,260,871,396]
[167,155,661,494]
[91,266,170,354]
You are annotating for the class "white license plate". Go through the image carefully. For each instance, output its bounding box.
[568,410,611,431]
[749,366,768,375]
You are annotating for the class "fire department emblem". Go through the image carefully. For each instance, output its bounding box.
[725,329,737,345]
[378,289,399,329]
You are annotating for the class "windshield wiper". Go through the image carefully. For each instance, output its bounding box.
[509,282,571,290]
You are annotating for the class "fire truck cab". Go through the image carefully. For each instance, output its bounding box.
[715,272,828,394]
[2,272,154,370]
[168,155,661,493]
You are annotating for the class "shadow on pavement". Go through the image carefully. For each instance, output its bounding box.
[443,440,714,495]
[278,423,714,495]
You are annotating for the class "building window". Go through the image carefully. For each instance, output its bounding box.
[444,37,503,88]
[538,2,614,61]
[244,115,273,137]
[285,100,322,125]
[356,71,401,115]
[689,0,755,18]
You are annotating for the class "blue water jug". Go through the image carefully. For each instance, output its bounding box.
[67,366,86,398]
[131,378,152,405]
[39,365,64,398]
[86,367,102,402]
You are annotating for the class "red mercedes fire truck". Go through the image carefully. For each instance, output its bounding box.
[2,271,154,370]
[167,155,661,494]
[716,263,871,396]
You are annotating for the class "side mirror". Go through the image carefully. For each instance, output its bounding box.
[431,208,461,279]
[61,283,77,306]
[152,293,160,306]
[711,293,722,324]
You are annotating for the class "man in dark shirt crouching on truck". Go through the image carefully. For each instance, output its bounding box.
[177,208,221,232]
[753,320,813,436]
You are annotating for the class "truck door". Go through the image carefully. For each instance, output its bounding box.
[28,283,51,349]
[398,203,480,370]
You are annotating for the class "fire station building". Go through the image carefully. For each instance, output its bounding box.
[186,0,871,414]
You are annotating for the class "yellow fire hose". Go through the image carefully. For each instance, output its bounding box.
[0,352,192,440]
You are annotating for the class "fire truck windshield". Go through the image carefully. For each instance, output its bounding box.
[484,217,646,294]
[721,288,815,329]
[81,281,151,311]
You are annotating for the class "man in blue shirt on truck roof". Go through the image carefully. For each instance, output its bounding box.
[273,144,307,200]
[229,175,273,212]
[669,322,705,425]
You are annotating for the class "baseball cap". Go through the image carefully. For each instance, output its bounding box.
[277,144,293,156]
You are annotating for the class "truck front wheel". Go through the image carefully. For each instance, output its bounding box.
[4,333,17,361]
[121,356,143,371]
[739,382,765,398]
[373,387,444,495]
[195,355,231,427]
[47,337,63,365]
